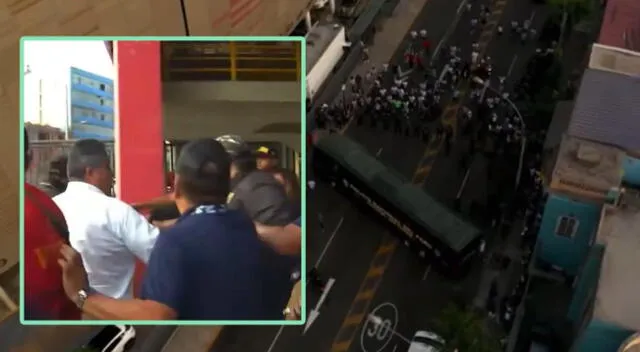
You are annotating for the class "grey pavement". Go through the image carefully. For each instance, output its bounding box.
[209,0,468,350]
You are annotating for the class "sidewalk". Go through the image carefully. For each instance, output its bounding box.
[473,218,525,315]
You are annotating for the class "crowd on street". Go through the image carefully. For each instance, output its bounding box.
[311,1,566,347]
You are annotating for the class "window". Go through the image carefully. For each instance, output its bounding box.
[555,216,579,238]
[99,83,105,91]
[100,98,104,106]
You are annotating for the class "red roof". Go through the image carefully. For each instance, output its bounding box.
[598,0,640,51]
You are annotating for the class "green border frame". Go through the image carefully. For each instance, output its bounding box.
[19,36,307,326]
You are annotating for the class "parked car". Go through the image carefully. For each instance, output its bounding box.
[408,330,446,352]
[80,325,136,352]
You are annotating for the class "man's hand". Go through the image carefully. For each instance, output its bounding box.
[57,244,89,302]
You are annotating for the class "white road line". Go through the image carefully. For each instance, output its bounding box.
[376,147,383,157]
[432,0,469,60]
[392,345,398,352]
[266,327,284,352]
[422,266,431,281]
[456,168,472,199]
[315,217,344,268]
[266,217,345,351]
[507,54,518,77]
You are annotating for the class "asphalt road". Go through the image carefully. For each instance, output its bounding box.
[209,0,551,351]
[0,315,159,352]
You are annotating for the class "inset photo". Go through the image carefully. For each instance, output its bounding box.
[20,37,305,325]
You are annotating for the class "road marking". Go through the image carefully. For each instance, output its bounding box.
[328,1,517,351]
[359,302,399,352]
[330,237,396,351]
[422,265,431,281]
[304,277,336,333]
[432,0,469,60]
[376,147,383,157]
[267,217,344,349]
[529,10,537,22]
[456,167,472,199]
[414,0,511,186]
[315,217,344,267]
[507,54,518,77]
[392,345,398,352]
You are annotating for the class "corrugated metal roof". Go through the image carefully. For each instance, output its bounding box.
[568,69,640,151]
[598,0,640,51]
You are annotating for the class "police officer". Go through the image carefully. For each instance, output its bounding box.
[216,135,300,314]
[216,135,297,226]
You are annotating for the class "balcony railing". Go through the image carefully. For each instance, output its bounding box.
[162,41,301,82]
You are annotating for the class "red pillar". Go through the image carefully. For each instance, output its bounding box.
[114,41,164,296]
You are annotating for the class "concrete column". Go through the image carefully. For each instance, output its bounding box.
[114,41,164,296]
[329,0,336,14]
[305,10,313,32]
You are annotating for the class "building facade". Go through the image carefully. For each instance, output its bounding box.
[69,67,114,140]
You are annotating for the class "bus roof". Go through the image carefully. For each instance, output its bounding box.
[315,134,480,251]
[396,185,481,251]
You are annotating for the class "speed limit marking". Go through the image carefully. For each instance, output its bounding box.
[360,302,399,352]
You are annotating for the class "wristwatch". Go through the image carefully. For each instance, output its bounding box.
[74,289,89,310]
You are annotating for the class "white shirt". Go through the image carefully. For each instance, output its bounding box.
[54,181,160,299]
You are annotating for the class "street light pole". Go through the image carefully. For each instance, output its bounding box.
[472,77,527,190]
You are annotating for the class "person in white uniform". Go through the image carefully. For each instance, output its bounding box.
[54,139,159,299]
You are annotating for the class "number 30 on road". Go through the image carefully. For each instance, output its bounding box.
[360,302,399,352]
[366,318,392,340]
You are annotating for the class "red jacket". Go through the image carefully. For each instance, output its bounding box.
[24,183,80,320]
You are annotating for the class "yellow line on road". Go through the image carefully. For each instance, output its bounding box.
[412,0,510,185]
[328,2,516,351]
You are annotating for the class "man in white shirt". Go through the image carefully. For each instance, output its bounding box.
[54,139,159,299]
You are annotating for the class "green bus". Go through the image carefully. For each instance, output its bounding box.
[312,133,482,273]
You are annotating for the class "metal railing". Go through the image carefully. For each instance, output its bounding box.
[26,141,115,186]
[162,42,301,82]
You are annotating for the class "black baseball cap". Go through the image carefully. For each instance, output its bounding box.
[215,134,253,161]
[175,139,231,197]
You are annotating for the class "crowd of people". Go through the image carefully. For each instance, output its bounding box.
[309,2,566,347]
[24,130,304,322]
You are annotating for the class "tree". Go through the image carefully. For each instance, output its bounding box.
[432,304,503,352]
[547,0,595,25]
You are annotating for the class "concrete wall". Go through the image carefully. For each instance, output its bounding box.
[537,194,601,276]
[162,100,301,151]
[567,245,604,323]
[572,320,634,352]
[184,0,311,36]
[162,81,300,103]
[622,156,640,186]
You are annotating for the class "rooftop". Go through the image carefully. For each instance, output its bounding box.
[593,204,640,331]
[567,69,640,154]
[597,0,640,51]
[306,21,345,72]
[589,44,640,77]
[550,134,624,199]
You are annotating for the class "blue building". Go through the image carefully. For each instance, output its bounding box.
[536,134,624,276]
[69,67,114,140]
